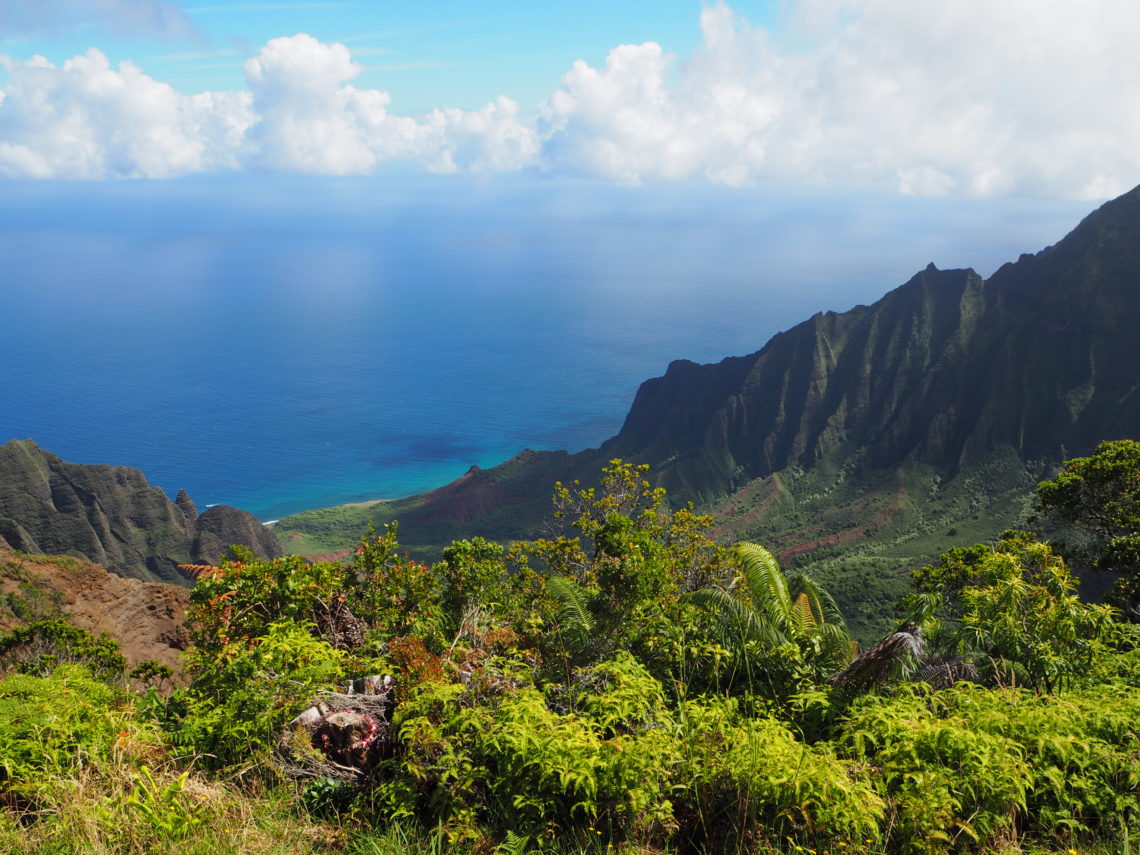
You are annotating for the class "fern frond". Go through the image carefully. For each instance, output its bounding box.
[687,586,784,648]
[548,575,595,653]
[791,591,817,636]
[736,542,793,635]
[789,573,848,632]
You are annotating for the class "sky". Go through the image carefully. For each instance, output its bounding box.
[0,0,1138,197]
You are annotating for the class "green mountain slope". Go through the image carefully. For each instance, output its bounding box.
[278,185,1140,635]
[609,185,1140,496]
[0,440,282,584]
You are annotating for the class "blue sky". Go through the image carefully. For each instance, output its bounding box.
[18,1,780,112]
[0,0,1137,196]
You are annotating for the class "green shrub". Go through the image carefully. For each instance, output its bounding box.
[0,619,128,682]
[385,654,682,845]
[676,696,883,852]
[0,665,140,787]
[841,685,1030,853]
[171,621,347,770]
[840,681,1140,852]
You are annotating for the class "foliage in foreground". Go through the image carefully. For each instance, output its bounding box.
[1,458,1139,854]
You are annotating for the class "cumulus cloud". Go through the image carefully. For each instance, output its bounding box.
[422,97,540,174]
[540,1,1140,197]
[0,34,537,179]
[241,34,537,174]
[0,50,251,178]
[0,0,198,41]
[1,1,1139,196]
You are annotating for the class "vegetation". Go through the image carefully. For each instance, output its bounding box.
[1037,439,1140,618]
[2,458,1139,854]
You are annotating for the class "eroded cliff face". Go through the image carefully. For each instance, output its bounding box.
[0,440,282,584]
[599,186,1140,501]
[0,548,190,675]
[330,184,1140,562]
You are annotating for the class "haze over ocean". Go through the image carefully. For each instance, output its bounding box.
[1,176,1092,519]
[0,0,1135,520]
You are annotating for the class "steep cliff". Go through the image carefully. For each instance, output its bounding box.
[0,547,190,674]
[602,185,1140,501]
[278,184,1140,581]
[0,440,282,584]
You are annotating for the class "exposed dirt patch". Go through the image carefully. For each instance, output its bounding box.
[302,549,352,564]
[0,548,190,676]
[708,474,786,540]
[776,488,906,563]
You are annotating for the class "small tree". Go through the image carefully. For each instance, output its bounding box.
[688,542,852,697]
[915,531,1119,692]
[1036,439,1140,617]
[522,460,733,685]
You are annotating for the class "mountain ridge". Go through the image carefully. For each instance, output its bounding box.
[276,183,1140,613]
[0,439,282,584]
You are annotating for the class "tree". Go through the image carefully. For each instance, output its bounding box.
[913,531,1119,692]
[520,460,734,683]
[1036,439,1140,617]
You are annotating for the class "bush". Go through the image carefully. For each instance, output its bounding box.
[0,619,127,682]
[839,681,1140,852]
[171,621,347,770]
[0,664,148,791]
[676,696,883,852]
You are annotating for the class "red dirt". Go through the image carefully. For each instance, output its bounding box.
[0,548,190,676]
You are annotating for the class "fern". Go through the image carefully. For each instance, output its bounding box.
[548,575,596,659]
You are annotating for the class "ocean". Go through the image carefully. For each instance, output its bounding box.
[0,175,1093,519]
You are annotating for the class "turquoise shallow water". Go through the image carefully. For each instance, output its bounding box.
[0,175,1092,519]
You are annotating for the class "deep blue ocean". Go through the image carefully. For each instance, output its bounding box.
[0,176,1093,519]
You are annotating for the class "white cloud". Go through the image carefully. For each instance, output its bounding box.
[423,97,539,174]
[538,1,1140,197]
[0,0,197,41]
[240,34,536,174]
[1,2,1139,196]
[0,34,536,179]
[243,34,383,173]
[0,49,251,178]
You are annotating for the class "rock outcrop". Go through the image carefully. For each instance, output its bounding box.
[300,183,1140,564]
[0,440,282,584]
